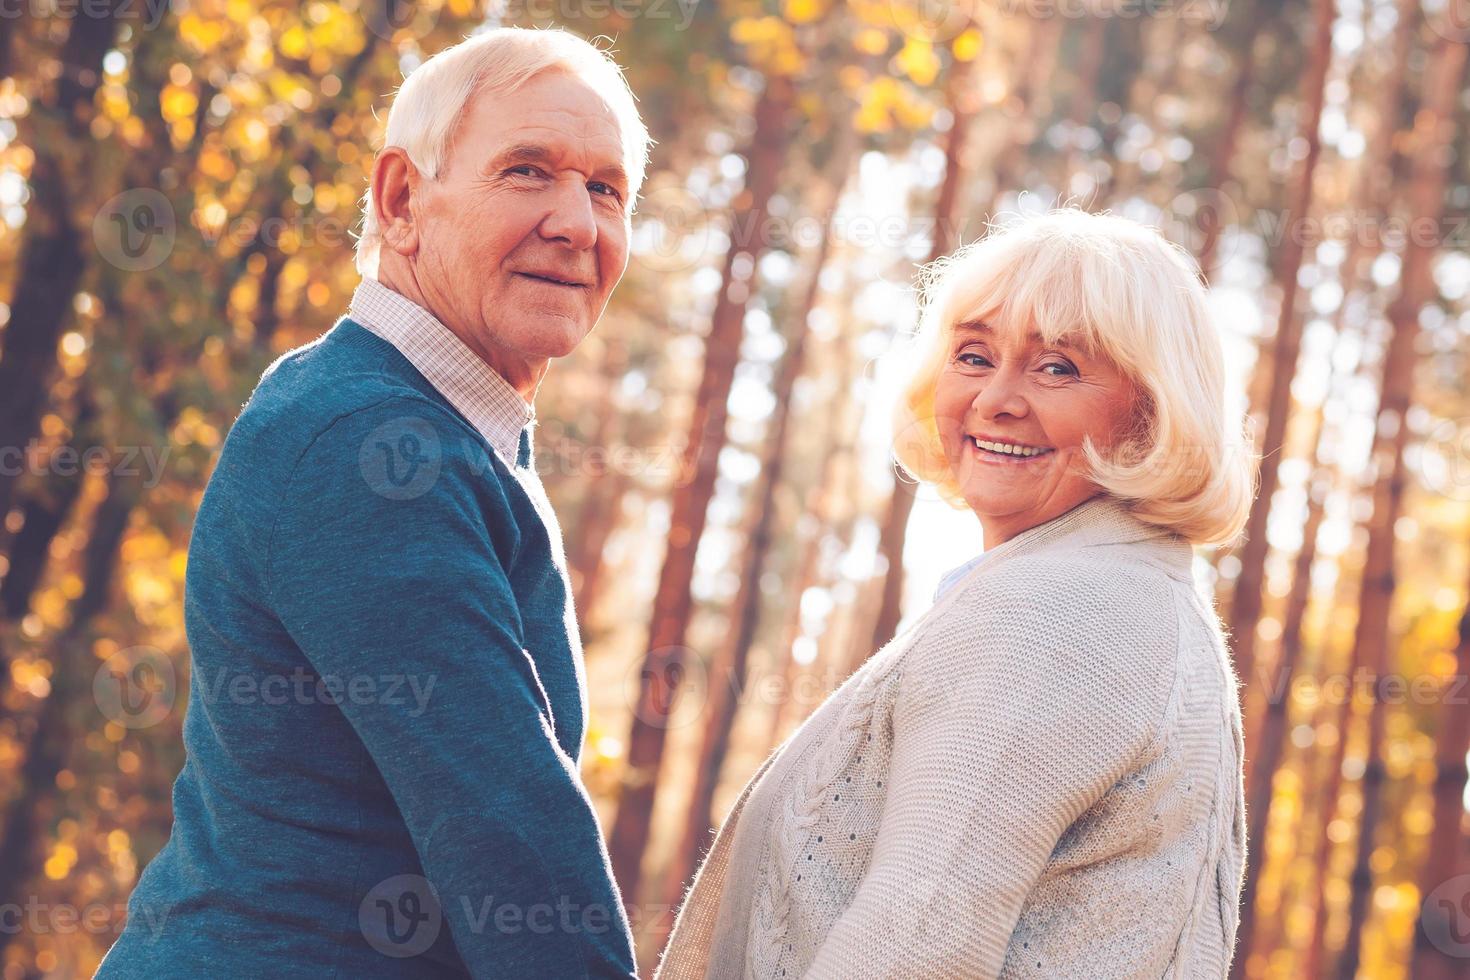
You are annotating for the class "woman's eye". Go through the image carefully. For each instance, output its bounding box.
[1041,361,1078,377]
[958,352,991,368]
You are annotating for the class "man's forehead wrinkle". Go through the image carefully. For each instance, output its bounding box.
[489,122,627,172]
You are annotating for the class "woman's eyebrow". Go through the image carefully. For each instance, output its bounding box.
[955,320,1085,353]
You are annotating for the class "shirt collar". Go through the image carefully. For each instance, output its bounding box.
[348,278,534,467]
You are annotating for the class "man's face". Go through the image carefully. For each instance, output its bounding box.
[408,70,631,364]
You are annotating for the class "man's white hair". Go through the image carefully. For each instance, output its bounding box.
[355,27,651,275]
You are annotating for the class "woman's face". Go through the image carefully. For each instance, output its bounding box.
[932,318,1142,546]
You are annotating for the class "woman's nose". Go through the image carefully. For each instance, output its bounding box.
[970,367,1030,420]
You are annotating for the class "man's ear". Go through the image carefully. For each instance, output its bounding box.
[373,147,421,257]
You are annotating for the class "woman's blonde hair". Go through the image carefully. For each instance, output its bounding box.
[355,27,651,274]
[891,208,1258,547]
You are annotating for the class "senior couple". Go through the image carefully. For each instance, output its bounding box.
[100,25,1255,980]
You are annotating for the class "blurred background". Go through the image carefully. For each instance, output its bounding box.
[1,0,1469,976]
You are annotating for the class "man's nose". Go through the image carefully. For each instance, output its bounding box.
[537,180,598,251]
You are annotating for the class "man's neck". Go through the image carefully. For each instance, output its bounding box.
[373,264,545,405]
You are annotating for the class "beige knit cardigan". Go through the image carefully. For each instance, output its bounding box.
[655,495,1247,979]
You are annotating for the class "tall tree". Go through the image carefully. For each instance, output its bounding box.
[865,36,978,655]
[0,470,138,956]
[1411,569,1470,980]
[662,145,852,919]
[0,0,125,527]
[1231,401,1338,978]
[608,72,796,909]
[1224,0,1336,727]
[1337,32,1469,980]
[1193,0,1266,281]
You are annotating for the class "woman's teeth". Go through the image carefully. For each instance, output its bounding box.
[971,437,1053,459]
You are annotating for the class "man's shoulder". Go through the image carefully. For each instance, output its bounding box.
[229,321,470,461]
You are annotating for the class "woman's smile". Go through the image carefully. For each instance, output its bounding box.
[967,434,1056,465]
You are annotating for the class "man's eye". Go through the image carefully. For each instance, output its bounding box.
[589,182,623,201]
[507,165,543,178]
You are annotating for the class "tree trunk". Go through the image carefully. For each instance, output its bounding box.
[1302,573,1362,979]
[1410,572,1470,980]
[865,44,978,657]
[662,148,852,921]
[569,341,632,639]
[0,0,123,523]
[608,75,794,910]
[1194,0,1264,281]
[0,394,98,621]
[0,473,138,957]
[1337,35,1469,980]
[768,373,859,747]
[1231,405,1334,979]
[1224,0,1335,735]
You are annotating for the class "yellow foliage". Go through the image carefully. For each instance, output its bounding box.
[59,574,83,600]
[100,87,132,124]
[178,12,229,53]
[280,25,311,61]
[198,146,236,183]
[120,116,145,146]
[782,0,826,24]
[853,27,888,57]
[730,16,804,76]
[953,27,983,62]
[895,38,939,87]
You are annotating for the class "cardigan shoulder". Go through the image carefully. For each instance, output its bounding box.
[937,547,1183,676]
[891,545,1185,769]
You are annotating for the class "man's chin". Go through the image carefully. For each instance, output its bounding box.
[492,302,585,351]
[527,316,593,359]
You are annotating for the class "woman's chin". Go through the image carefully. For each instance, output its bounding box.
[961,490,1034,520]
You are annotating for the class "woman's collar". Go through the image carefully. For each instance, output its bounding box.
[976,495,1193,575]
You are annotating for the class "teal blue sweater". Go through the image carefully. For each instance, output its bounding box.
[99,320,637,978]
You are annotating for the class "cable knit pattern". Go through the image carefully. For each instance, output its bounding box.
[655,495,1247,980]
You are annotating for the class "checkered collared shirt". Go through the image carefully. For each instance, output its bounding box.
[348,277,535,469]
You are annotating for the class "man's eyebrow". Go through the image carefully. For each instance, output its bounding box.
[491,143,628,188]
[591,161,629,188]
[492,143,557,167]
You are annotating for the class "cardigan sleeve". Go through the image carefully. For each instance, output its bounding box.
[803,557,1177,980]
[267,397,636,980]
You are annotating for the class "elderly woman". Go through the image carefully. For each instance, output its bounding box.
[657,209,1257,979]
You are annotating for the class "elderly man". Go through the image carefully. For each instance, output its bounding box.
[99,27,649,978]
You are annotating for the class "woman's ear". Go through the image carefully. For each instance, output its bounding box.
[372,147,421,257]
